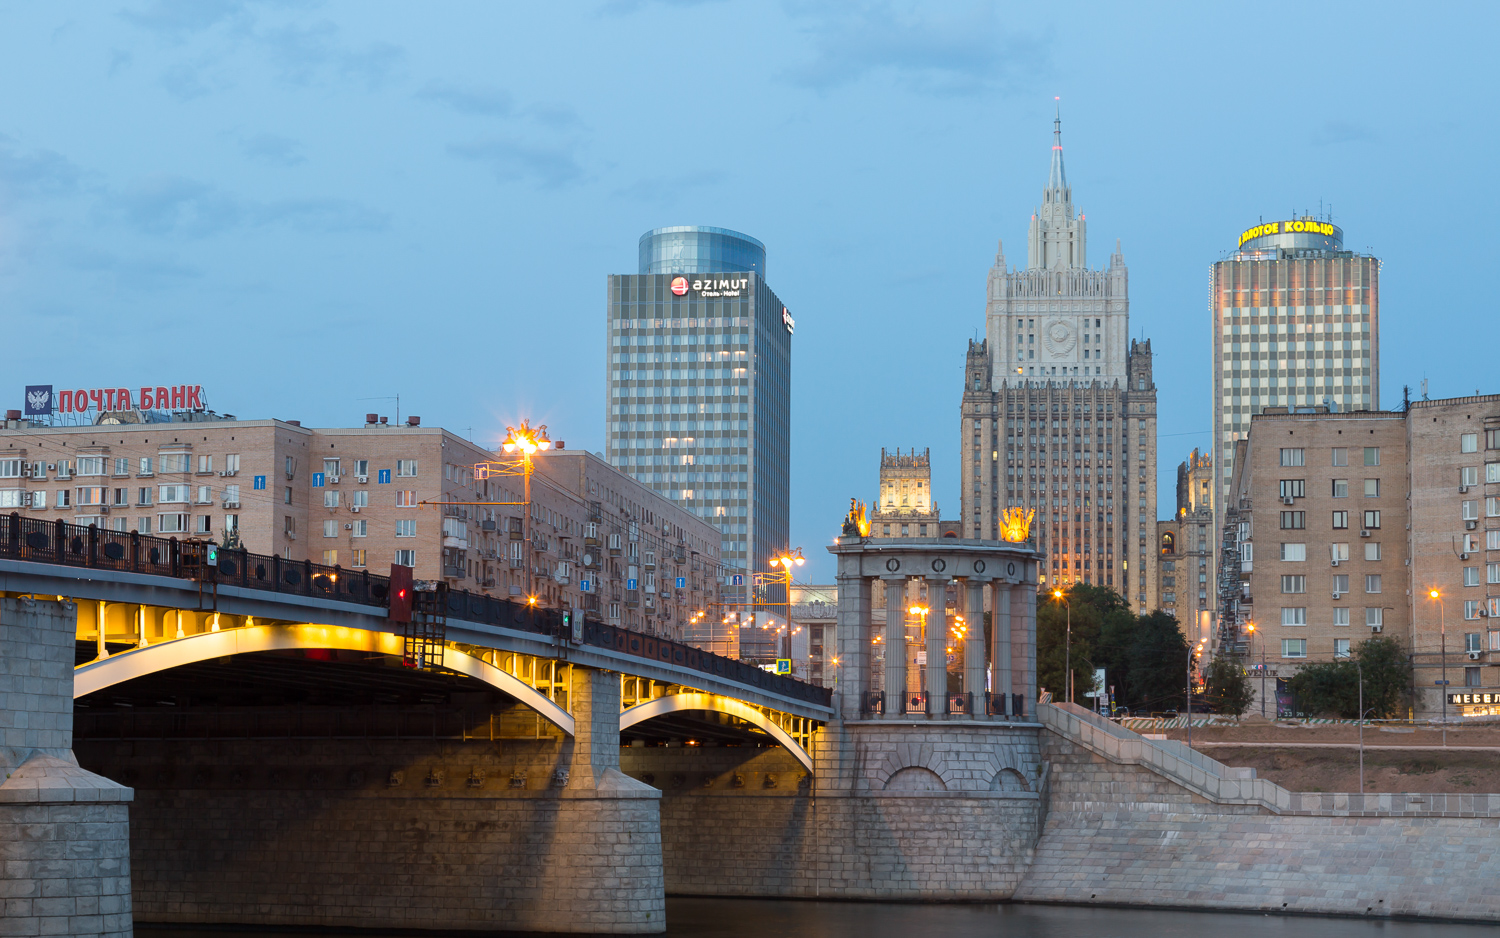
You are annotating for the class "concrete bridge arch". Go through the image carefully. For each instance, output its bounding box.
[72,623,577,736]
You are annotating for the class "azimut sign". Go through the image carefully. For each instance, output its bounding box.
[667,276,751,298]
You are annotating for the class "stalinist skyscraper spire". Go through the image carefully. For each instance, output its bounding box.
[1027,106,1086,271]
[960,108,1160,611]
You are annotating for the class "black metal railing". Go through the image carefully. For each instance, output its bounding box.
[946,692,971,715]
[903,690,929,715]
[984,693,1027,719]
[2,513,831,708]
[861,691,885,715]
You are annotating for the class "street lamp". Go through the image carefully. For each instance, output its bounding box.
[1430,588,1447,743]
[768,548,805,660]
[499,421,551,604]
[1246,621,1265,718]
[1053,588,1072,704]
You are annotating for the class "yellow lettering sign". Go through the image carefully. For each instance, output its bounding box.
[1239,220,1337,248]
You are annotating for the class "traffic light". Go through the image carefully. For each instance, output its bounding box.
[206,544,218,567]
[389,564,414,623]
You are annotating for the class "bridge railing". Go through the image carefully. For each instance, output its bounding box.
[4,513,831,709]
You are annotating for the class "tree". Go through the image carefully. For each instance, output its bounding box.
[1036,587,1098,702]
[1123,611,1189,713]
[1202,655,1254,716]
[1285,637,1410,718]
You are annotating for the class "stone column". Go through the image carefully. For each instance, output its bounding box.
[1019,578,1038,712]
[833,571,871,718]
[964,578,987,710]
[924,577,948,711]
[0,596,133,938]
[992,583,1014,710]
[882,577,907,713]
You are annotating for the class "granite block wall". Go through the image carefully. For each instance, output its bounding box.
[75,734,664,934]
[1017,728,1500,922]
[1,596,133,938]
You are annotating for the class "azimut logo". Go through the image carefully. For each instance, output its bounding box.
[670,277,689,296]
[782,307,795,334]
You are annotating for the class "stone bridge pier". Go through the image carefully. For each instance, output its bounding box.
[0,596,133,938]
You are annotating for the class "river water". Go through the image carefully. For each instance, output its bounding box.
[136,897,1498,937]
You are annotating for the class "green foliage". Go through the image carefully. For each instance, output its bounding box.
[1284,637,1410,718]
[1203,655,1254,717]
[1034,586,1187,712]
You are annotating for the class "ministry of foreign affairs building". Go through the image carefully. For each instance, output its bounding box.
[960,116,1159,611]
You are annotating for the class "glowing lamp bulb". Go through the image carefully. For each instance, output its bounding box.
[1430,589,1441,599]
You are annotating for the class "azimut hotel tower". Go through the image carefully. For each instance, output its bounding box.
[605,226,792,577]
[961,116,1159,611]
[1212,218,1381,523]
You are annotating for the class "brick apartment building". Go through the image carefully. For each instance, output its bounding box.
[1224,394,1500,718]
[0,410,722,640]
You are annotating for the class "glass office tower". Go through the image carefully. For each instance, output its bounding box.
[606,226,792,597]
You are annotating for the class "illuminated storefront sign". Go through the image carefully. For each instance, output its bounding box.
[22,383,207,416]
[1238,219,1338,248]
[670,276,690,296]
[1448,691,1500,706]
[665,276,752,298]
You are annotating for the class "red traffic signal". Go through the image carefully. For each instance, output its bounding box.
[389,564,414,623]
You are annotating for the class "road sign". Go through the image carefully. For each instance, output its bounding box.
[312,472,325,487]
[730,574,744,586]
[627,578,638,590]
[676,576,686,589]
[579,579,592,592]
[775,659,791,674]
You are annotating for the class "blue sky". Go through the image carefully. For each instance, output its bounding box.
[2,1,1496,582]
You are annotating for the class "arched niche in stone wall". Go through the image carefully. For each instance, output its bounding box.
[884,766,947,791]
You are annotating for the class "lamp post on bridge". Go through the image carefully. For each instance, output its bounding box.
[1052,588,1071,705]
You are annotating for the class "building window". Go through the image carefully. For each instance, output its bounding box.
[75,457,105,476]
[1280,511,1305,530]
[1332,574,1349,594]
[197,455,213,474]
[1464,567,1481,587]
[1364,542,1380,561]
[1334,638,1351,658]
[1488,429,1500,450]
[1462,466,1480,487]
[1279,479,1305,499]
[1331,447,1348,467]
[284,486,293,505]
[351,549,367,568]
[352,520,367,537]
[1332,542,1349,561]
[1466,666,1482,687]
[1465,600,1481,620]
[1332,607,1350,627]
[397,490,416,507]
[1363,447,1380,466]
[1363,510,1381,530]
[352,490,368,508]
[225,514,238,535]
[136,517,151,534]
[1281,607,1307,626]
[1366,608,1383,628]
[158,513,189,533]
[1462,433,1479,453]
[195,515,212,535]
[394,549,416,567]
[225,454,241,473]
[158,484,189,504]
[397,460,418,477]
[1280,448,1305,467]
[160,454,189,473]
[1331,511,1348,529]
[284,516,295,537]
[1281,639,1307,658]
[324,491,340,508]
[323,520,337,538]
[396,519,416,537]
[324,458,341,476]
[1280,575,1306,594]
[322,550,338,565]
[285,456,296,478]
[1365,574,1381,593]
[1361,478,1378,497]
[1332,478,1348,497]
[1488,497,1500,518]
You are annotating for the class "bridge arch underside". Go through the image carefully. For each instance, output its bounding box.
[72,625,575,740]
[621,693,816,774]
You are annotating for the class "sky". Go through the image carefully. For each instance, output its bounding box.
[2,1,1498,583]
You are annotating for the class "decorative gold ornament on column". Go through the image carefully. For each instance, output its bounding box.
[842,498,871,538]
[999,507,1034,543]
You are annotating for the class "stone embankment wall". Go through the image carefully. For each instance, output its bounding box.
[1018,703,1500,922]
[622,722,1044,899]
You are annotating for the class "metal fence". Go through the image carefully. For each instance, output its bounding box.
[2,513,831,708]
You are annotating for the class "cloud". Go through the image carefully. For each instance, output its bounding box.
[120,0,248,40]
[258,21,403,89]
[240,133,306,166]
[448,138,585,188]
[598,0,727,15]
[614,170,726,202]
[1312,120,1378,146]
[59,244,203,291]
[786,2,1048,95]
[107,175,387,238]
[420,82,515,118]
[0,136,84,203]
